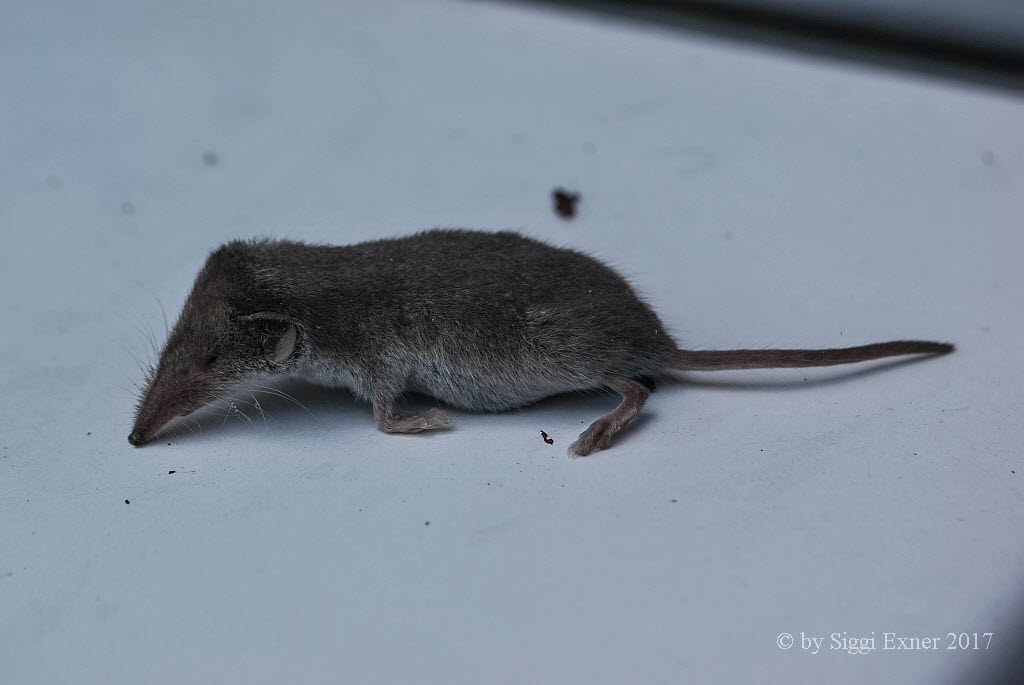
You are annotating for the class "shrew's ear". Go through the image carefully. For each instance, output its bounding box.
[237,312,298,363]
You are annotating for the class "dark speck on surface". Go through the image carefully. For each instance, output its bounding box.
[202,151,219,167]
[552,188,580,219]
[168,470,176,475]
[425,521,430,526]
[124,499,130,504]
[540,430,554,445]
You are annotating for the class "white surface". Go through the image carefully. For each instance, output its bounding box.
[1,1,1022,683]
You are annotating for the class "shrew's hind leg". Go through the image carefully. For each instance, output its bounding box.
[372,389,452,434]
[569,375,651,458]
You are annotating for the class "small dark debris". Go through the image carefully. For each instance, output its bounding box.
[670,498,678,503]
[552,188,580,219]
[540,430,554,445]
[1013,471,1016,474]
[168,470,176,475]
[120,201,135,215]
[202,151,219,167]
[425,521,430,526]
[86,432,91,436]
[124,499,130,504]
[167,443,172,446]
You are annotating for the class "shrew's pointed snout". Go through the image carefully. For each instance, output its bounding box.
[129,411,160,446]
[129,363,215,447]
[129,397,166,447]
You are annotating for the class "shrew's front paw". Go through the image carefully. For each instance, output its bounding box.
[380,408,452,433]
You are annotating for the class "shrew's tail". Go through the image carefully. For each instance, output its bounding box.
[672,341,954,371]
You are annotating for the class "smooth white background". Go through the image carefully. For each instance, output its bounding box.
[1,1,1021,683]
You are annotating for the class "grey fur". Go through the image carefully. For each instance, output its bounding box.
[128,229,953,456]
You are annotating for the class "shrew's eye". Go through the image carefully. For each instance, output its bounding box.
[203,353,219,368]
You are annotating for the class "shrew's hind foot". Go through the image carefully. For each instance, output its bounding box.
[373,391,453,434]
[568,376,651,458]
